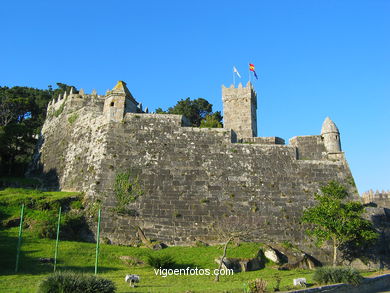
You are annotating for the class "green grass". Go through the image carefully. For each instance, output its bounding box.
[0,188,374,292]
[0,227,317,292]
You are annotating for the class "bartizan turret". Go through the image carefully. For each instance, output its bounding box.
[321,117,341,153]
[103,81,139,122]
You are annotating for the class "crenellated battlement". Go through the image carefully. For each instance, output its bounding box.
[362,190,390,208]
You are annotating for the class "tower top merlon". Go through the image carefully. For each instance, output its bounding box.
[222,81,257,102]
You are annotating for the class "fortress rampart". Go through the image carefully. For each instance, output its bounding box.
[30,81,360,261]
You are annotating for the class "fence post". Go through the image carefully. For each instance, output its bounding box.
[54,206,62,272]
[94,208,101,275]
[15,204,25,273]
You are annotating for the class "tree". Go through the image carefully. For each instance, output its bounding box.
[156,97,222,127]
[0,83,77,176]
[301,181,378,267]
[200,113,223,128]
[212,215,253,282]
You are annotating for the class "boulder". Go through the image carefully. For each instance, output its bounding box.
[343,258,382,271]
[153,242,168,250]
[215,256,264,272]
[279,253,321,270]
[263,245,287,264]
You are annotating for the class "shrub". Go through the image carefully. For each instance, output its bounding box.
[147,254,175,269]
[37,271,116,293]
[245,278,268,293]
[313,266,363,286]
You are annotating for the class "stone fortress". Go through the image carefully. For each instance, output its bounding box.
[29,80,388,262]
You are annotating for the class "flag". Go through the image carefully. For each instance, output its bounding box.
[233,66,241,78]
[249,63,258,80]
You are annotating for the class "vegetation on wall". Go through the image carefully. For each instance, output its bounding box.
[113,170,143,214]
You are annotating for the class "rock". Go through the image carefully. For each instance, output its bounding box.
[39,257,54,264]
[119,256,144,266]
[263,245,285,264]
[153,242,168,250]
[343,258,382,271]
[215,256,264,272]
[279,254,320,270]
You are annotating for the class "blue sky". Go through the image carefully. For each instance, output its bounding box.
[1,0,389,194]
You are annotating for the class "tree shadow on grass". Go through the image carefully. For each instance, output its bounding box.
[56,266,120,274]
[0,233,49,275]
[0,232,119,276]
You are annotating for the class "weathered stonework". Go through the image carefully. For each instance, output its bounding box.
[222,82,257,141]
[29,81,361,263]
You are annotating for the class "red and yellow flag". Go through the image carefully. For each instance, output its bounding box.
[249,63,255,72]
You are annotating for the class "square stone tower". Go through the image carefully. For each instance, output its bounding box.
[103,81,139,122]
[222,81,257,140]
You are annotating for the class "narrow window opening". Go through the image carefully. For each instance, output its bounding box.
[110,102,115,107]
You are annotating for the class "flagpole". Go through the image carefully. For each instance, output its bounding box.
[233,68,235,87]
[248,64,251,84]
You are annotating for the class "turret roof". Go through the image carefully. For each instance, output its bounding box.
[321,117,339,134]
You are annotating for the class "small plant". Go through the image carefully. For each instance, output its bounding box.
[173,211,182,218]
[273,274,281,291]
[313,266,363,286]
[250,203,258,212]
[147,255,175,269]
[54,103,65,117]
[200,198,209,204]
[246,278,268,293]
[37,271,116,293]
[67,113,78,124]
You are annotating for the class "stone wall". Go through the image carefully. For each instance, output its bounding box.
[362,190,390,208]
[242,137,285,145]
[30,88,361,264]
[37,113,356,255]
[289,136,326,160]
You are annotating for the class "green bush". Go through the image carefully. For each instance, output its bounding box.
[37,271,116,293]
[313,266,363,286]
[147,254,175,269]
[244,278,268,293]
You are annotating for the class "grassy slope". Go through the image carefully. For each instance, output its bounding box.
[0,228,316,293]
[0,188,321,292]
